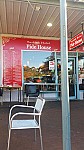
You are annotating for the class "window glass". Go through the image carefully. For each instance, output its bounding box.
[78,54,84,90]
[23,51,55,84]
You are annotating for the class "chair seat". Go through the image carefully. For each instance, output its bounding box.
[12,120,39,129]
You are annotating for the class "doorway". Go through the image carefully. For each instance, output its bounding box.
[57,58,76,99]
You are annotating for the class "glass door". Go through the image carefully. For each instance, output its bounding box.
[57,58,76,99]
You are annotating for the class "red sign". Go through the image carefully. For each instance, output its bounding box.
[2,36,84,86]
[69,32,84,50]
[49,61,55,70]
[2,37,60,51]
[3,50,13,85]
[2,37,60,86]
[3,49,22,86]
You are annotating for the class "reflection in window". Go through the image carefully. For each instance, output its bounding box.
[23,51,55,83]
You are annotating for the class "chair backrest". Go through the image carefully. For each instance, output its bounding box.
[25,84,39,97]
[35,97,45,113]
[27,85,37,94]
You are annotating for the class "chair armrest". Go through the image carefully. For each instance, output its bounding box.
[10,105,35,111]
[10,112,41,122]
[9,105,35,123]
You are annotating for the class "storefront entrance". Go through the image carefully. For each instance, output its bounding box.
[1,36,83,101]
[22,50,77,100]
[57,58,76,99]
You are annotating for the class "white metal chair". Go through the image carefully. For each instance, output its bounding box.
[7,96,45,150]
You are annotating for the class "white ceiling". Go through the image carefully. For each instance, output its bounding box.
[0,0,84,39]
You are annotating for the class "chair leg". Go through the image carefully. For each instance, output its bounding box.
[34,128,36,141]
[27,96,29,106]
[7,128,11,150]
[39,127,43,150]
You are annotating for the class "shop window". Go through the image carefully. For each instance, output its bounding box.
[22,51,56,91]
[78,55,84,90]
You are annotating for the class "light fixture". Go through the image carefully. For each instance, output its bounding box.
[47,23,52,27]
[35,6,41,11]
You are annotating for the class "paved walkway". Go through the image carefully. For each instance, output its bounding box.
[0,100,84,150]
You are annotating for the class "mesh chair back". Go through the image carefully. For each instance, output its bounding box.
[35,97,45,113]
[28,85,37,93]
[26,84,39,97]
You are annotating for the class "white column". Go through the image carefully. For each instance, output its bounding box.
[60,0,71,150]
[76,52,80,99]
[54,52,58,97]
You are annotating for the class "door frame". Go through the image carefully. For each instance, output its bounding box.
[57,57,77,99]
